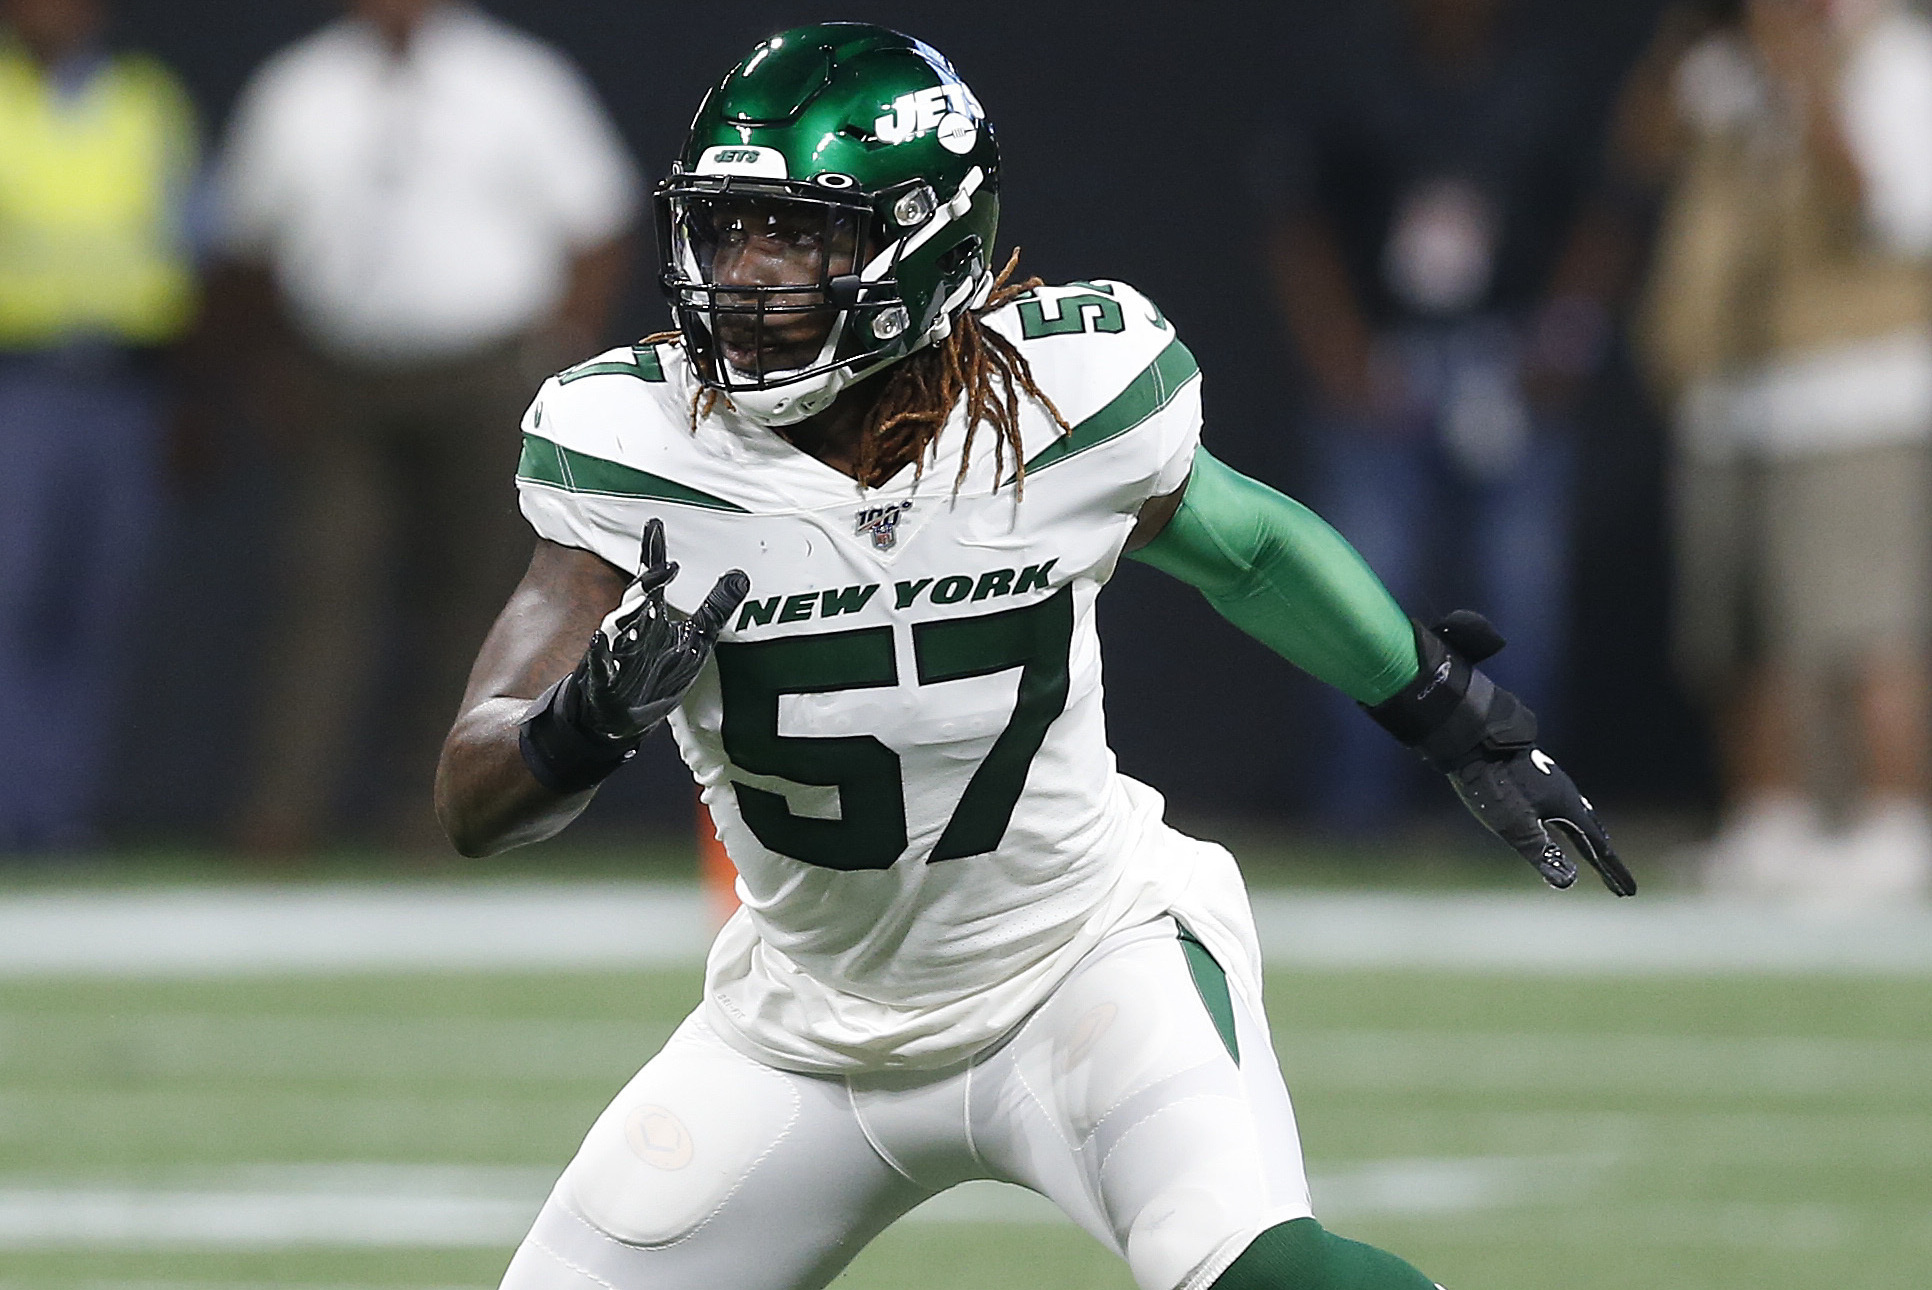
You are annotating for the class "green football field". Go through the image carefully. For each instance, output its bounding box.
[2,949,1927,1290]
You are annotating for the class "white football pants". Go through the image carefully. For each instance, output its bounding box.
[498,916,1314,1290]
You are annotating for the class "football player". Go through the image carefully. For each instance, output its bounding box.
[436,24,1634,1290]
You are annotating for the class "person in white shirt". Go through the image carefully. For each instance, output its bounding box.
[208,0,641,855]
[1641,0,1932,902]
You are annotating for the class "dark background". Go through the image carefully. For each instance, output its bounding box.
[105,0,1697,841]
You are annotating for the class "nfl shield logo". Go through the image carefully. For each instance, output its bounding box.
[855,501,913,552]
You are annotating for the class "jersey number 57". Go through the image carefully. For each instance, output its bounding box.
[715,586,1073,870]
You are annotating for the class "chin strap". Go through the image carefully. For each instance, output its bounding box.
[723,350,903,426]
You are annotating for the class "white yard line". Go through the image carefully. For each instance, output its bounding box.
[0,1013,679,1081]
[0,884,1927,977]
[0,884,709,977]
[0,1165,544,1250]
[0,1188,536,1249]
[1247,890,1932,976]
[0,1158,1595,1248]
[1279,1029,1932,1099]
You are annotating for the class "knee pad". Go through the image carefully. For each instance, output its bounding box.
[1208,1217,1439,1290]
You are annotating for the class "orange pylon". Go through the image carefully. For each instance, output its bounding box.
[696,790,740,928]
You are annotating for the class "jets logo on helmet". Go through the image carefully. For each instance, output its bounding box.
[654,23,1002,426]
[874,83,983,150]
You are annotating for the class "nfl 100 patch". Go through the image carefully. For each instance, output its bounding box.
[855,500,915,551]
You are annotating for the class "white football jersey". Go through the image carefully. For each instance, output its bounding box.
[518,280,1218,1073]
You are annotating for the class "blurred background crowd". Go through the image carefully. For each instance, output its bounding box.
[2,0,1928,905]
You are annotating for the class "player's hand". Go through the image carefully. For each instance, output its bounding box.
[574,518,750,742]
[1366,611,1635,896]
[519,519,748,794]
[1447,744,1633,895]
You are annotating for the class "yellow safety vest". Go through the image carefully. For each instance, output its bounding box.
[0,42,198,348]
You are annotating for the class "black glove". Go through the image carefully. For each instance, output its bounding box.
[520,519,749,794]
[1365,611,1635,896]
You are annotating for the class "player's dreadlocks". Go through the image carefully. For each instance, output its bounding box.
[654,249,1070,494]
[850,248,1069,493]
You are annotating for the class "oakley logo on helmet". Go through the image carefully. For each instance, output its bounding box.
[697,145,788,179]
[874,84,982,150]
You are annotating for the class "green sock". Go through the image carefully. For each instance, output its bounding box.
[1209,1218,1439,1290]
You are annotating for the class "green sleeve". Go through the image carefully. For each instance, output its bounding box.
[1126,447,1420,705]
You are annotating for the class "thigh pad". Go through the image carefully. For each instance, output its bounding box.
[563,1017,803,1247]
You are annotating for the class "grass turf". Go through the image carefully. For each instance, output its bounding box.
[1,967,1926,1290]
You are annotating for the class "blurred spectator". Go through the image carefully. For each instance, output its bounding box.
[0,0,198,853]
[1263,0,1642,833]
[1639,0,1932,901]
[207,0,640,855]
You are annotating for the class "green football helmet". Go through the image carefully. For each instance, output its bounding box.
[655,23,1001,426]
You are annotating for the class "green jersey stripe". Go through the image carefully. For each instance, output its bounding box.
[517,434,750,512]
[556,344,667,385]
[1177,927,1240,1065]
[1022,335,1200,475]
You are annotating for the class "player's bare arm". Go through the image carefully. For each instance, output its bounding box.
[436,530,747,857]
[434,539,628,856]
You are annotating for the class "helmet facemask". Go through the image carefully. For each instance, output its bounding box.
[656,168,990,426]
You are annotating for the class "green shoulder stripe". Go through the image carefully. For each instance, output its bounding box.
[1022,335,1200,475]
[517,434,749,512]
[557,343,666,385]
